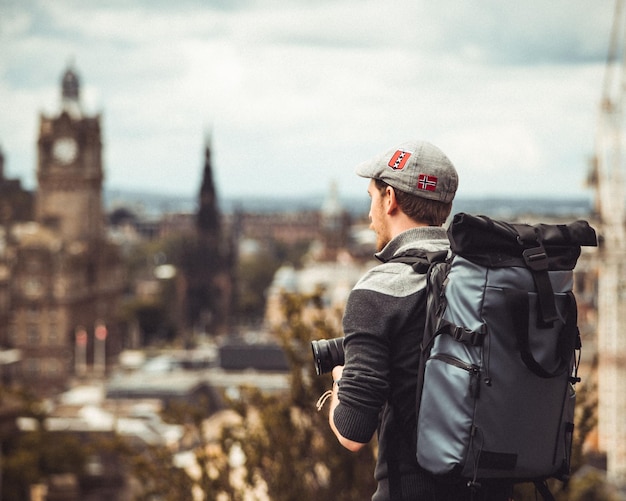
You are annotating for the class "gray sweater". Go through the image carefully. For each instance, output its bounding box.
[334,226,450,500]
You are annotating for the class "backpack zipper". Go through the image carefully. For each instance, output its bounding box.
[430,353,481,398]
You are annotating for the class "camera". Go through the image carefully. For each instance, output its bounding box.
[311,337,344,375]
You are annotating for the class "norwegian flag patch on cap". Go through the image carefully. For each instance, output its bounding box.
[387,150,412,170]
[417,173,438,192]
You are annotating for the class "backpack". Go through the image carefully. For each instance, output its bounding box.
[393,213,597,500]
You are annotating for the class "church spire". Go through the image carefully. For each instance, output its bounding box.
[196,134,220,238]
[61,61,82,118]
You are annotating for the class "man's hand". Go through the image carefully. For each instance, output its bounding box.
[328,365,367,452]
[331,365,344,384]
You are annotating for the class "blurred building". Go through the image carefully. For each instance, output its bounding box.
[0,145,34,223]
[0,65,125,394]
[586,2,626,484]
[178,139,236,338]
[0,146,35,373]
[230,209,322,248]
[263,186,374,331]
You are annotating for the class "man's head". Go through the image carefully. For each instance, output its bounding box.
[356,139,458,205]
[357,140,458,250]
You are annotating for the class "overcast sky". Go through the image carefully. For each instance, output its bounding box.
[0,0,615,202]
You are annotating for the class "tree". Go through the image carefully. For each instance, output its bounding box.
[234,240,311,326]
[126,442,195,501]
[191,289,377,500]
[0,388,85,500]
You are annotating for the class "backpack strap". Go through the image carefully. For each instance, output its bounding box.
[386,249,448,274]
[505,289,579,379]
[385,249,448,501]
[435,322,486,346]
[513,225,559,326]
[534,480,556,501]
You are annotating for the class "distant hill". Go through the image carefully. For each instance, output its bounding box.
[104,188,594,220]
[453,196,594,220]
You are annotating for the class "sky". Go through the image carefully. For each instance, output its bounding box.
[0,0,616,202]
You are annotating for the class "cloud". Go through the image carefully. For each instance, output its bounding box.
[0,0,613,202]
[421,1,610,65]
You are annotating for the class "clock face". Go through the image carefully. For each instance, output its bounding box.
[52,137,78,165]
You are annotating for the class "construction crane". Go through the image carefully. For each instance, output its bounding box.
[588,0,626,487]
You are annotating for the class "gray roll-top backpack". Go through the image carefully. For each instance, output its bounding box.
[392,212,598,500]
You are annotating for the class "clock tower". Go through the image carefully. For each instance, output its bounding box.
[36,65,104,242]
[7,65,125,394]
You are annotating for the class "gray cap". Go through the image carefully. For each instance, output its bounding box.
[356,140,458,203]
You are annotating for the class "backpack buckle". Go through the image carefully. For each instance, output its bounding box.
[452,326,484,346]
[522,245,548,271]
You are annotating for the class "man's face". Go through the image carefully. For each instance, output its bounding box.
[367,179,391,252]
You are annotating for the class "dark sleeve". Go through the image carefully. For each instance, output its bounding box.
[334,285,407,443]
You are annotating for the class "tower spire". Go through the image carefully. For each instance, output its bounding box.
[197,134,220,238]
[61,60,82,118]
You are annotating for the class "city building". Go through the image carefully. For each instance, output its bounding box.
[178,138,235,337]
[1,65,125,394]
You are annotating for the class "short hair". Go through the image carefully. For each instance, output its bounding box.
[374,179,452,226]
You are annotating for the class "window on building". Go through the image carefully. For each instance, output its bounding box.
[46,359,62,376]
[26,306,39,322]
[8,323,18,346]
[26,358,39,376]
[48,311,59,345]
[0,290,8,313]
[27,324,39,345]
[49,323,59,345]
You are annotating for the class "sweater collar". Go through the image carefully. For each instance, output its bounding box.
[375,226,448,263]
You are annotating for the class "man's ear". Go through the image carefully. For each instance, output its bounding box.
[385,186,399,215]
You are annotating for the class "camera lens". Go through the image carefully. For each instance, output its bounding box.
[311,337,344,375]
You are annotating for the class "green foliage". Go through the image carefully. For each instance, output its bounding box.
[235,249,282,322]
[273,240,312,267]
[127,444,195,501]
[209,290,377,500]
[154,289,376,500]
[572,380,599,473]
[117,235,181,344]
[567,468,624,501]
[0,387,84,500]
[234,240,311,324]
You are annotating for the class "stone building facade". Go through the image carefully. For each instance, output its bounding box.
[1,66,125,394]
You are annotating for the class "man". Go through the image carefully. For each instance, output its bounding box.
[327,140,511,500]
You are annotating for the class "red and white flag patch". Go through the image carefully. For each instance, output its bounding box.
[417,174,438,192]
[388,150,412,170]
